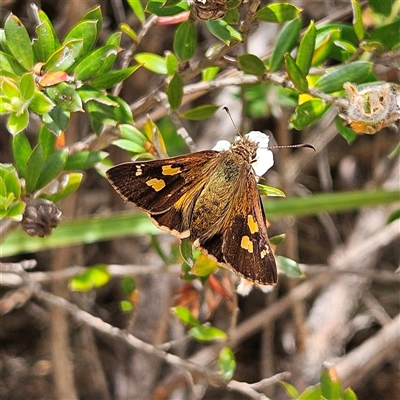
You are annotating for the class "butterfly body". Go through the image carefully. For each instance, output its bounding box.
[106,133,277,285]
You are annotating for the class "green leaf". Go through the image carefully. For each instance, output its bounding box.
[238,54,266,77]
[12,132,31,177]
[335,117,357,144]
[32,18,57,62]
[387,208,400,224]
[315,61,373,93]
[162,0,183,7]
[218,347,236,380]
[113,139,147,154]
[297,385,321,400]
[146,0,188,17]
[165,51,179,75]
[45,82,83,112]
[2,166,21,200]
[0,51,26,75]
[269,234,286,246]
[333,39,357,54]
[31,5,60,49]
[0,96,12,113]
[69,265,111,291]
[368,19,400,50]
[7,109,29,134]
[63,20,98,62]
[171,306,200,327]
[44,39,84,72]
[269,17,302,72]
[297,21,316,76]
[190,256,218,277]
[312,28,341,65]
[226,25,242,42]
[224,7,240,24]
[120,300,134,312]
[97,33,122,75]
[291,99,329,130]
[20,73,35,100]
[127,0,146,22]
[7,201,25,219]
[90,65,140,90]
[40,172,83,203]
[39,125,57,158]
[35,149,68,190]
[351,0,365,41]
[134,52,167,74]
[120,23,138,43]
[343,387,359,400]
[180,104,219,120]
[76,86,118,106]
[173,21,197,61]
[280,381,300,399]
[122,275,136,296]
[189,326,227,342]
[82,5,103,39]
[74,45,119,81]
[1,77,20,98]
[284,53,308,93]
[258,184,285,197]
[25,143,44,193]
[321,365,342,400]
[43,106,70,135]
[4,14,33,70]
[167,72,184,110]
[256,3,302,23]
[205,20,231,45]
[30,91,55,114]
[64,151,108,171]
[277,256,304,278]
[202,66,219,82]
[119,124,148,143]
[5,177,20,203]
[107,95,134,124]
[368,0,396,17]
[180,237,195,268]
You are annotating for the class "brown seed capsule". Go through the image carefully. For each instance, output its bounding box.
[21,199,62,237]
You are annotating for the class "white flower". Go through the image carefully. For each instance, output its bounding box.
[212,131,274,176]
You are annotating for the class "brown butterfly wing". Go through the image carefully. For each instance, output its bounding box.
[221,177,277,285]
[106,151,218,237]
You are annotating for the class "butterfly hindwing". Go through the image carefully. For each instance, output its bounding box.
[221,177,277,285]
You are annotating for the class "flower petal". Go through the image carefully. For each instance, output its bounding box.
[245,131,274,176]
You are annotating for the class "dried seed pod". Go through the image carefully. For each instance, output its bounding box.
[341,82,400,134]
[21,199,62,237]
[189,0,227,20]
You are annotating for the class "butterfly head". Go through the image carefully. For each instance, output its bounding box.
[213,131,274,176]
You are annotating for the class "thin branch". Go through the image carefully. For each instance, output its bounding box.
[230,275,331,348]
[23,273,224,386]
[334,313,400,388]
[226,379,271,400]
[299,264,400,284]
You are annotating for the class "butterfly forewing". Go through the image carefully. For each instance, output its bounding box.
[106,151,218,235]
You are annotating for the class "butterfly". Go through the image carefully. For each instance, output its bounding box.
[106,131,278,285]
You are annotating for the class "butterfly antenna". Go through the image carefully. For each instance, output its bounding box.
[223,106,242,137]
[268,143,316,151]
